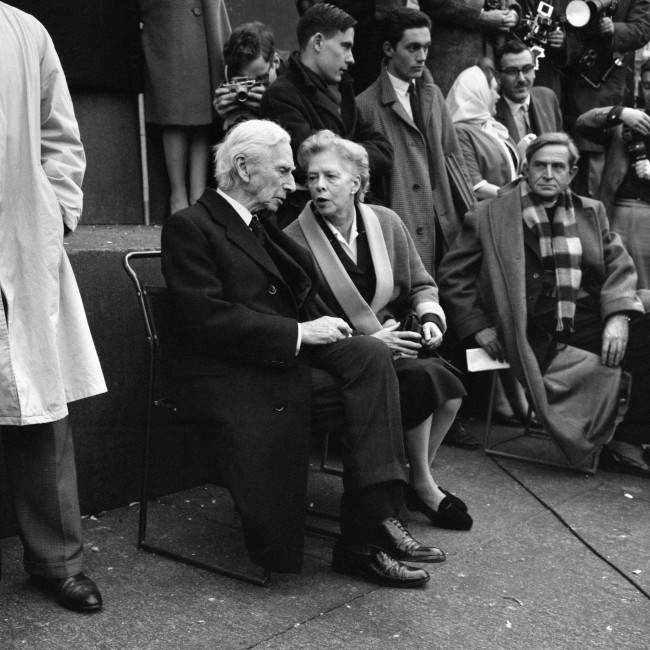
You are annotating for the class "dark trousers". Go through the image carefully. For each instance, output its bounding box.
[307,335,408,543]
[1,417,83,578]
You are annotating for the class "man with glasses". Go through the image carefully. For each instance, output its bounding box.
[495,40,563,146]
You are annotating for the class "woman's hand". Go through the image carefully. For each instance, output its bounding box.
[372,321,422,358]
[421,322,443,349]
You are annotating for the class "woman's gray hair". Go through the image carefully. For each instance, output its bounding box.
[297,130,370,202]
[214,119,291,190]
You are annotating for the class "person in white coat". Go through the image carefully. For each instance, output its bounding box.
[0,3,106,612]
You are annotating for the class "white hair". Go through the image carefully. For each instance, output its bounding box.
[214,120,291,190]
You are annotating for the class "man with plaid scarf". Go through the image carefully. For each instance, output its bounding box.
[439,132,650,477]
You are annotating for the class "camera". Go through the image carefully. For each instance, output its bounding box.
[220,76,257,103]
[518,1,559,49]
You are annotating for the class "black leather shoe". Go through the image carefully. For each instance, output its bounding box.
[373,518,446,563]
[442,419,480,450]
[407,485,468,514]
[406,489,473,531]
[439,487,468,512]
[31,572,102,612]
[332,542,430,588]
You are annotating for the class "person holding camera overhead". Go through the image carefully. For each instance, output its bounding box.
[419,0,521,97]
[575,59,650,292]
[213,22,282,132]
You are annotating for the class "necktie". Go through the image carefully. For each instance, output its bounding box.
[408,82,425,133]
[520,104,531,136]
[250,215,266,244]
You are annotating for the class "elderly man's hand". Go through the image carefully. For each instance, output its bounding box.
[475,326,505,361]
[601,314,629,367]
[301,316,352,345]
[421,322,443,349]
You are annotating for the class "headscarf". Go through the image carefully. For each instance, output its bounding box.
[446,65,511,143]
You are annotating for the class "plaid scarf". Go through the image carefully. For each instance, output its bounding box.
[520,180,582,332]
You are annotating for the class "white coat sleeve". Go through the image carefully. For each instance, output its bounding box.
[39,29,85,232]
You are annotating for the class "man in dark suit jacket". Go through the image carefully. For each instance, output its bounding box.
[260,3,393,226]
[162,119,446,587]
[494,40,563,145]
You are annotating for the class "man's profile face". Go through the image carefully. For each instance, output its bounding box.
[247,141,296,213]
[525,144,576,202]
[384,27,431,82]
[498,50,535,103]
[642,71,650,112]
[314,28,355,84]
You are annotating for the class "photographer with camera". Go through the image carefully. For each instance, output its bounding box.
[213,21,281,132]
[523,0,650,121]
[575,59,650,290]
[419,0,521,96]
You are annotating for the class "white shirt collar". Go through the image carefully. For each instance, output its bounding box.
[504,93,531,115]
[217,188,254,226]
[387,70,412,98]
[324,214,359,264]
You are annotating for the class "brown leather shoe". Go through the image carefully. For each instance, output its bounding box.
[31,572,103,613]
[332,542,430,588]
[373,518,446,563]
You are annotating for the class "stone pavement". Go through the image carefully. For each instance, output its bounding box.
[1,422,648,649]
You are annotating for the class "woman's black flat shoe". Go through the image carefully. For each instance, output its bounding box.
[439,487,468,512]
[405,487,473,530]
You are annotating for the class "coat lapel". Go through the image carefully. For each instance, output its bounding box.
[379,69,420,135]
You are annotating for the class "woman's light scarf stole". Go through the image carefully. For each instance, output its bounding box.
[520,181,583,332]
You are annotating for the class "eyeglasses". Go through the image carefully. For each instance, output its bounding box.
[501,64,535,77]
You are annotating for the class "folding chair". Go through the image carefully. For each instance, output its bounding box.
[467,348,600,474]
[123,251,347,584]
[123,250,271,586]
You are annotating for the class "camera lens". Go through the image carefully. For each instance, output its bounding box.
[236,89,249,103]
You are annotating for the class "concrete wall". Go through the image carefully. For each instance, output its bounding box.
[0,227,217,537]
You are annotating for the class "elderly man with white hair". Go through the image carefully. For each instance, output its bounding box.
[162,119,446,587]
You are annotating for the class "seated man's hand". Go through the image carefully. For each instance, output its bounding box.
[620,108,650,136]
[601,314,629,367]
[475,326,505,361]
[634,159,650,181]
[301,316,352,345]
[372,321,422,358]
[421,322,443,349]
